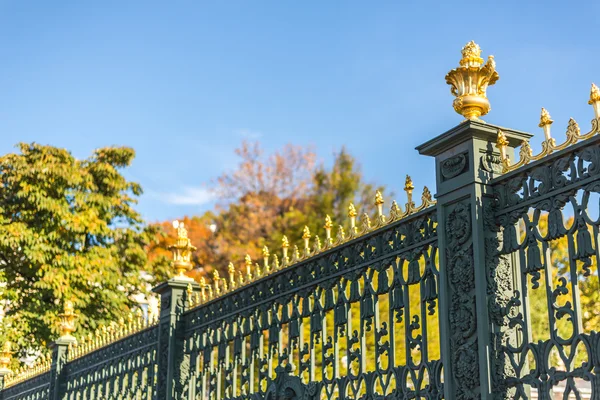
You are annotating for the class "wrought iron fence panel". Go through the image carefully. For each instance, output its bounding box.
[180,208,443,400]
[490,134,600,398]
[1,372,50,400]
[62,326,158,400]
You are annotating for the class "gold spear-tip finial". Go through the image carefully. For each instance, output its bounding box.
[244,254,253,281]
[539,108,554,127]
[262,246,270,258]
[404,175,414,192]
[281,236,289,249]
[348,203,357,218]
[375,190,384,206]
[496,129,509,162]
[590,83,600,105]
[446,41,499,121]
[302,226,311,240]
[324,215,332,230]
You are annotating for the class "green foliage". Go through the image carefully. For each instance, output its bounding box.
[0,143,157,354]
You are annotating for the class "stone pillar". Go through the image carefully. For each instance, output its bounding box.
[417,120,531,399]
[153,277,199,400]
[48,336,76,400]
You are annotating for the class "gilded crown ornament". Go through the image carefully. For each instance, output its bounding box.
[169,220,197,279]
[445,41,499,121]
[0,341,12,372]
[58,300,77,339]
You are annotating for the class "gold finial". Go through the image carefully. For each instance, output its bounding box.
[374,190,385,226]
[302,226,311,255]
[199,277,207,302]
[539,108,555,146]
[262,246,270,273]
[348,203,358,237]
[324,215,333,247]
[375,190,384,206]
[590,83,600,120]
[0,341,12,372]
[213,270,221,295]
[169,220,197,279]
[404,175,414,192]
[539,108,554,127]
[228,262,236,288]
[348,203,357,218]
[324,215,332,230]
[281,236,289,266]
[244,255,253,281]
[446,41,499,121]
[496,129,509,163]
[590,83,600,104]
[404,175,416,214]
[302,226,311,240]
[58,300,77,339]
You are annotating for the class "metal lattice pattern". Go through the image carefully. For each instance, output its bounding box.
[1,372,50,400]
[62,326,158,400]
[181,209,443,399]
[491,136,600,398]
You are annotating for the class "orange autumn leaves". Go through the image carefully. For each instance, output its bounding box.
[147,140,387,281]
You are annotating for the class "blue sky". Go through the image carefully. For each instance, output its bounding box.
[1,1,599,222]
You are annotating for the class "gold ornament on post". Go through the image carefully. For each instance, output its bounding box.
[0,341,12,373]
[590,83,600,120]
[169,220,197,279]
[58,301,77,339]
[445,41,499,121]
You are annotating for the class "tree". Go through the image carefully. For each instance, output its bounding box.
[209,141,317,265]
[0,143,156,353]
[304,147,389,241]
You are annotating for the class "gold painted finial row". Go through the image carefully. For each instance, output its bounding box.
[184,179,436,308]
[67,308,159,362]
[497,84,600,173]
[3,351,52,388]
[2,299,160,387]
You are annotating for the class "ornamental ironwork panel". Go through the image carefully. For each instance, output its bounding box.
[1,372,50,400]
[180,208,443,400]
[62,325,158,400]
[490,135,600,398]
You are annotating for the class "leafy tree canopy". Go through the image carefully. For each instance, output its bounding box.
[0,143,158,353]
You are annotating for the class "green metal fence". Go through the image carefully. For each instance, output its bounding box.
[1,43,600,399]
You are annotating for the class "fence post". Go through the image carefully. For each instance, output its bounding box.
[417,120,531,399]
[48,336,75,400]
[153,277,199,400]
